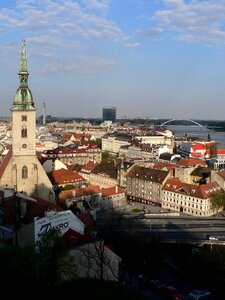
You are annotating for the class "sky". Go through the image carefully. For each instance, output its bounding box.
[1,0,225,120]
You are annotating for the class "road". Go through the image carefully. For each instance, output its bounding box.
[97,213,225,244]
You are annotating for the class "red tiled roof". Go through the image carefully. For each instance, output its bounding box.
[81,160,99,173]
[49,169,85,185]
[217,170,225,180]
[176,158,207,167]
[78,211,96,232]
[163,178,223,199]
[153,162,177,171]
[59,185,101,201]
[0,195,58,225]
[101,186,125,197]
[205,149,225,155]
[66,164,83,172]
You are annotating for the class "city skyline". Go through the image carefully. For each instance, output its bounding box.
[1,1,225,120]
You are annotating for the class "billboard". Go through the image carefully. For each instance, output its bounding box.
[34,210,85,244]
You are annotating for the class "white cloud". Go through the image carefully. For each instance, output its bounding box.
[152,0,225,46]
[137,27,164,37]
[124,42,140,48]
[0,0,125,42]
[82,0,111,10]
[43,56,116,74]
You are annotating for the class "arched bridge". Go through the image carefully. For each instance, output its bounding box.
[160,119,204,127]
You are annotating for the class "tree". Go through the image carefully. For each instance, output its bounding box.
[36,228,77,287]
[102,151,114,161]
[207,143,217,158]
[210,193,225,215]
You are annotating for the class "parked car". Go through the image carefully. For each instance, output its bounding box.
[161,285,184,300]
[188,289,211,299]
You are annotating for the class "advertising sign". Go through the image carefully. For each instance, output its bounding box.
[34,210,85,244]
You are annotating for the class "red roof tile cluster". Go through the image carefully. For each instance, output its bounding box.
[66,163,83,172]
[80,160,99,173]
[153,162,177,171]
[0,195,58,225]
[59,185,101,201]
[163,178,223,199]
[49,169,85,185]
[61,133,93,142]
[176,158,207,167]
[42,144,100,156]
[101,186,125,197]
[217,170,225,180]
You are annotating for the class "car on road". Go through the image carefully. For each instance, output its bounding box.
[187,289,211,299]
[161,285,184,300]
[208,236,218,241]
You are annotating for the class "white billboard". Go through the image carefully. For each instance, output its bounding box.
[34,210,85,244]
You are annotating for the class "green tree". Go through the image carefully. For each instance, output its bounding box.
[36,228,77,288]
[102,151,114,161]
[207,143,218,158]
[60,184,75,191]
[210,193,225,214]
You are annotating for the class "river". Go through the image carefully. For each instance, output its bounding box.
[166,125,225,149]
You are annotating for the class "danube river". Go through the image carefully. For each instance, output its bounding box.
[166,125,225,149]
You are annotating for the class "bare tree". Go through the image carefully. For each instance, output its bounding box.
[72,239,122,281]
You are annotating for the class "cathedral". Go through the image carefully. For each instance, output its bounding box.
[0,39,55,202]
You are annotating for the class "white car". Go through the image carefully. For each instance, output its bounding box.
[208,236,218,241]
[188,289,211,300]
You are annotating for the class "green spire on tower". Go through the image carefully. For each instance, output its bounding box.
[11,39,36,111]
[19,38,28,75]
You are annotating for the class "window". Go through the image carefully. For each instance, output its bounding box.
[22,166,28,179]
[21,115,27,121]
[21,126,27,138]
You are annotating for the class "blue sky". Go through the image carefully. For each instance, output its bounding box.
[1,0,225,120]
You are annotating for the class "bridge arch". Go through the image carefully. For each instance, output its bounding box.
[160,119,204,127]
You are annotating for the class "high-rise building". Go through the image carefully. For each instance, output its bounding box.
[0,39,55,202]
[102,107,116,123]
[43,102,46,125]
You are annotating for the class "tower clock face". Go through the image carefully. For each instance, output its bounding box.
[22,143,27,148]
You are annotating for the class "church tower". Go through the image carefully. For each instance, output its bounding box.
[0,39,55,202]
[11,38,36,156]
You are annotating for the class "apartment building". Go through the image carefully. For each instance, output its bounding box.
[126,165,169,206]
[42,144,101,165]
[162,178,224,216]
